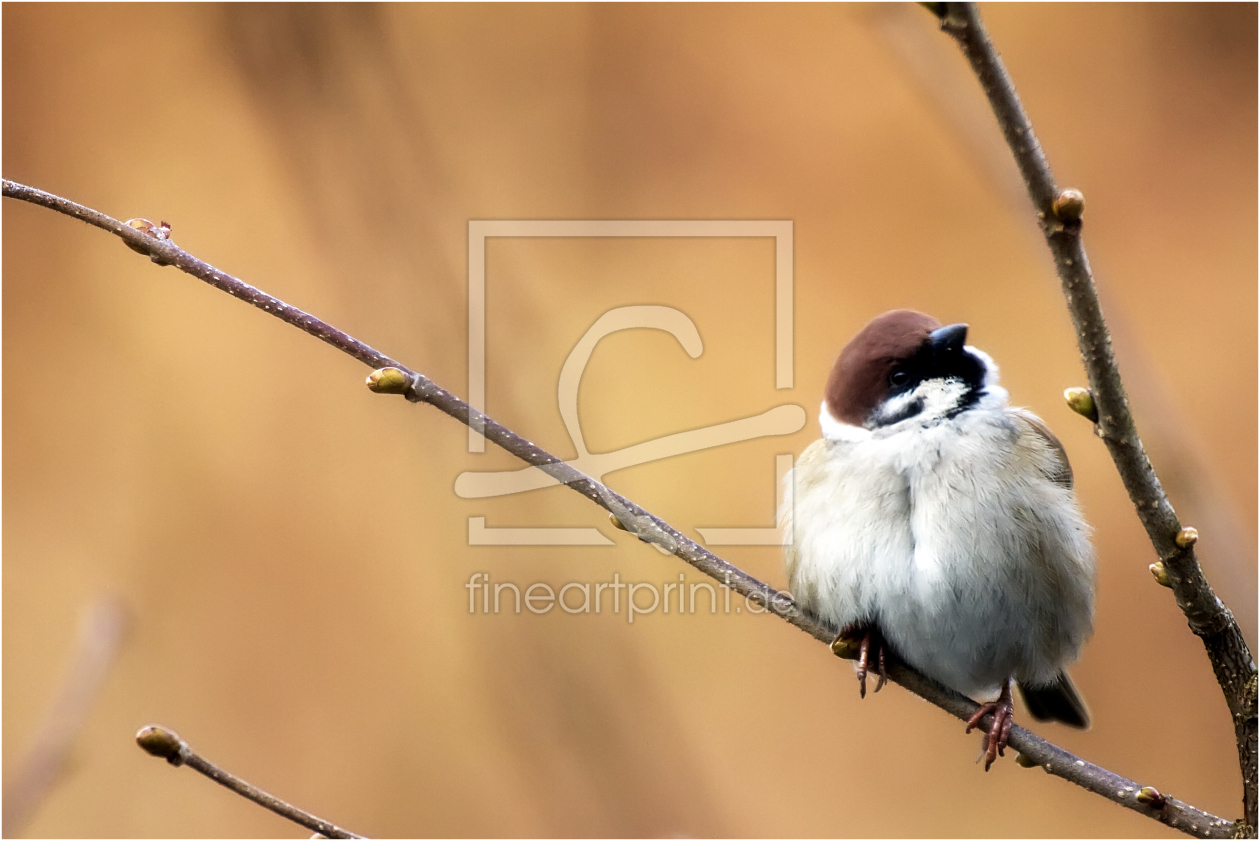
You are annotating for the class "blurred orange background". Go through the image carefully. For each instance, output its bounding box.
[3,3,1255,837]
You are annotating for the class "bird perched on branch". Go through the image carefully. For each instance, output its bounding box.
[782,309,1094,769]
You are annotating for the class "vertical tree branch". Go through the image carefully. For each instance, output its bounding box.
[3,598,130,835]
[929,3,1257,834]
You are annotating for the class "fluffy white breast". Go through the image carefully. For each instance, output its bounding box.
[784,374,1093,700]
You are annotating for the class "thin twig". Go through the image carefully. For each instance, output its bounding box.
[135,725,364,839]
[3,597,130,836]
[2,177,1238,838]
[927,3,1257,836]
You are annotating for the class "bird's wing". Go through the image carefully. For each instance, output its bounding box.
[1011,408,1074,489]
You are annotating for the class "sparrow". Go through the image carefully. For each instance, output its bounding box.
[782,310,1094,769]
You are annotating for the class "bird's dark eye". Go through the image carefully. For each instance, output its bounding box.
[889,368,910,388]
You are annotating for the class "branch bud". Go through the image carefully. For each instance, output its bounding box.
[123,218,172,255]
[830,631,862,660]
[1063,387,1098,422]
[1015,752,1038,768]
[366,367,411,394]
[1175,526,1198,549]
[1149,562,1171,588]
[1052,189,1085,223]
[1136,786,1167,809]
[608,512,629,531]
[136,724,188,766]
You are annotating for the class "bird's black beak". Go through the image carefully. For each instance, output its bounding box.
[928,323,968,357]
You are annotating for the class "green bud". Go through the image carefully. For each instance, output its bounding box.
[136,725,187,766]
[1063,388,1098,423]
[366,367,411,394]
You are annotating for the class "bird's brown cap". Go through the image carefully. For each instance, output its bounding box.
[825,310,941,426]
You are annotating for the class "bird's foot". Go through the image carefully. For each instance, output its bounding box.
[831,626,888,699]
[965,681,1015,771]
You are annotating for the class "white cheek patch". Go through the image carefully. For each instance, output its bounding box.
[819,402,870,442]
[871,378,969,430]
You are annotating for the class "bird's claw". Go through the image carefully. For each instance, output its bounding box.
[854,628,888,699]
[965,682,1015,771]
[830,626,890,699]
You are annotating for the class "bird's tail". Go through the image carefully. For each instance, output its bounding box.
[1017,671,1090,729]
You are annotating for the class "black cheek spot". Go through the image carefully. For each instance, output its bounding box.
[869,397,925,428]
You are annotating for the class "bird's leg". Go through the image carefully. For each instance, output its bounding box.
[875,638,888,693]
[856,631,870,698]
[854,628,888,699]
[832,626,890,699]
[965,680,1015,771]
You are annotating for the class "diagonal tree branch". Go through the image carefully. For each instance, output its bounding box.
[135,725,363,838]
[4,176,1240,837]
[926,3,1257,836]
